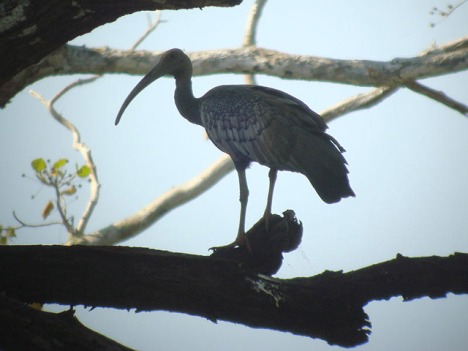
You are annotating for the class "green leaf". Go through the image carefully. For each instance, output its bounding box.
[6,227,16,238]
[31,158,47,172]
[76,165,91,178]
[52,158,68,171]
[0,236,7,245]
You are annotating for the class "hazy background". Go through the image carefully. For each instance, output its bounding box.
[1,0,467,350]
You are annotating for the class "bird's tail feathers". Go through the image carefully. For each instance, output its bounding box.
[291,131,355,204]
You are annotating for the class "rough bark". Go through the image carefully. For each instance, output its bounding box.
[2,37,467,107]
[0,0,242,86]
[0,244,466,348]
[0,295,134,351]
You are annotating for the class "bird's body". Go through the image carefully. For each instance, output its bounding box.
[115,48,354,249]
[198,85,352,204]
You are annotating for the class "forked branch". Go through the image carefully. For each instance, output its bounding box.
[30,89,101,238]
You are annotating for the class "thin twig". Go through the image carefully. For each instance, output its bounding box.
[130,11,163,51]
[242,0,268,85]
[12,211,62,229]
[52,177,75,235]
[405,80,468,116]
[429,0,468,28]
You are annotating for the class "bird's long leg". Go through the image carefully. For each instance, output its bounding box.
[263,168,277,231]
[234,167,250,248]
[210,166,250,251]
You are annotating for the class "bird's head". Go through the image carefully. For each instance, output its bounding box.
[115,48,192,125]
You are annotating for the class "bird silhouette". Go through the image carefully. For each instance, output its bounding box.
[115,48,355,250]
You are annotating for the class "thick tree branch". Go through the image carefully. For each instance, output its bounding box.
[0,295,133,351]
[0,0,242,86]
[2,37,466,107]
[0,245,466,347]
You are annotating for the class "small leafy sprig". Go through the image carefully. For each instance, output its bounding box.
[1,158,90,244]
[30,158,90,220]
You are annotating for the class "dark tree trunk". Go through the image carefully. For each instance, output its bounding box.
[0,0,242,87]
[0,245,466,348]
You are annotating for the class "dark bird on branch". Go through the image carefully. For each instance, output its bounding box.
[115,48,355,250]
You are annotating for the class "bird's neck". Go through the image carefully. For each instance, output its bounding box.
[174,77,202,126]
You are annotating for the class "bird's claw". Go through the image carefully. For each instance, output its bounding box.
[209,234,251,253]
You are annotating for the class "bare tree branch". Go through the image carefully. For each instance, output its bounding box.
[67,155,235,245]
[405,80,468,116]
[1,246,466,347]
[29,89,101,238]
[12,211,62,229]
[3,36,466,107]
[429,0,468,28]
[242,0,267,47]
[242,0,268,85]
[130,11,163,50]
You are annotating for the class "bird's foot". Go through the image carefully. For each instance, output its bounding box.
[210,210,303,275]
[209,233,251,253]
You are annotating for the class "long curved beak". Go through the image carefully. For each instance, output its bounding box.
[114,63,167,125]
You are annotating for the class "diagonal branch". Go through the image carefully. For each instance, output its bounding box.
[405,80,468,116]
[67,155,235,245]
[321,86,399,121]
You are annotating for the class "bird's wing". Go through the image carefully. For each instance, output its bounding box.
[200,85,328,168]
[247,85,328,132]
